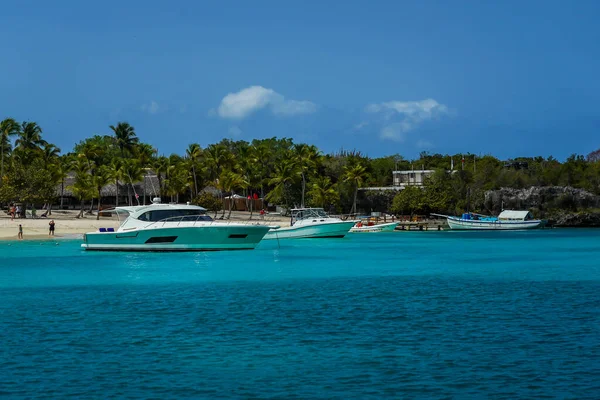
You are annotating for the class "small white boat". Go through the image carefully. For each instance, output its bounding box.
[81,198,271,251]
[437,210,546,230]
[262,208,357,240]
[350,222,398,233]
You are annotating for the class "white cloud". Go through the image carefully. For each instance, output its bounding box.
[271,99,317,116]
[366,98,449,141]
[379,122,413,142]
[228,126,242,137]
[141,101,160,114]
[216,85,317,119]
[416,139,434,149]
[353,121,369,130]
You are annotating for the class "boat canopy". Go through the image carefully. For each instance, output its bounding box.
[498,210,533,221]
[291,208,329,220]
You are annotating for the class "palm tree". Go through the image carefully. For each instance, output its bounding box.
[41,143,61,168]
[250,143,271,200]
[205,144,234,182]
[344,163,369,215]
[51,156,72,210]
[120,159,144,205]
[69,157,94,218]
[295,144,321,207]
[266,158,301,209]
[15,121,46,155]
[308,176,338,208]
[0,118,19,185]
[110,122,139,157]
[93,166,112,220]
[110,159,124,206]
[153,156,170,200]
[220,170,249,219]
[134,143,156,171]
[186,143,202,197]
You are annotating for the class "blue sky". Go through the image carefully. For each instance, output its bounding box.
[1,0,599,160]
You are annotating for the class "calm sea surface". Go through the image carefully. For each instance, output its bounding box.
[1,229,599,399]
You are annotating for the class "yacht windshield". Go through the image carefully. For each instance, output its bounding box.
[137,209,211,222]
[292,208,328,220]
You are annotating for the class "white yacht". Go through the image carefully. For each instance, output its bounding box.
[81,198,271,251]
[262,208,357,240]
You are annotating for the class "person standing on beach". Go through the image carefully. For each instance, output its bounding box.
[49,220,55,236]
[18,224,23,240]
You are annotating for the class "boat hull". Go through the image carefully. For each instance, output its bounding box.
[81,225,270,251]
[262,221,356,240]
[447,217,545,230]
[350,222,399,233]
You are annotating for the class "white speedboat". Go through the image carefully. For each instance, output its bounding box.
[350,221,399,233]
[81,199,271,251]
[438,210,546,230]
[262,208,357,240]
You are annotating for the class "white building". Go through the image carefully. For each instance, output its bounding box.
[392,170,436,187]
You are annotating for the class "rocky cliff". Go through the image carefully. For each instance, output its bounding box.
[484,186,600,227]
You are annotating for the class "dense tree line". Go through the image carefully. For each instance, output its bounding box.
[1,117,599,218]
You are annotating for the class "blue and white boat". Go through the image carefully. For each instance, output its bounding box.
[437,210,545,230]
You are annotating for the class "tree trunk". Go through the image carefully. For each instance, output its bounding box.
[1,144,4,186]
[115,179,119,206]
[47,202,52,216]
[228,190,234,219]
[192,165,198,197]
[301,173,306,208]
[77,199,85,218]
[221,195,226,218]
[88,198,94,214]
[352,185,358,215]
[60,180,64,209]
[96,189,102,220]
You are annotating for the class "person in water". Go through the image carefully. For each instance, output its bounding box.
[49,220,55,236]
[18,224,23,240]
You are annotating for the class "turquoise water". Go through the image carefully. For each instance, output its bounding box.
[1,230,599,399]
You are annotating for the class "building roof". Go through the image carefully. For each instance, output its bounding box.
[58,173,162,197]
[498,210,532,220]
[392,170,436,175]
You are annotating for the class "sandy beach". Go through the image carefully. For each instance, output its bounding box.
[0,210,293,241]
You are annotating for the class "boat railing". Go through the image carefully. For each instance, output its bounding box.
[142,215,273,229]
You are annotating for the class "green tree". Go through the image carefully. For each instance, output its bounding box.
[343,163,369,214]
[266,158,301,210]
[93,165,113,220]
[110,122,139,157]
[307,176,338,208]
[69,157,94,218]
[121,159,144,205]
[186,143,202,197]
[220,169,249,219]
[391,186,426,216]
[294,144,321,207]
[15,121,46,155]
[0,118,19,185]
[192,191,222,218]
